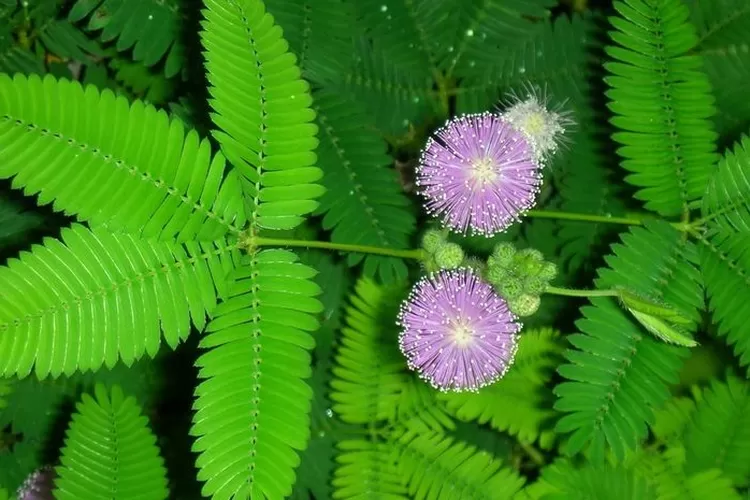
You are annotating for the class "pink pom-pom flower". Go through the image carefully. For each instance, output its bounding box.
[416,112,542,236]
[397,268,521,392]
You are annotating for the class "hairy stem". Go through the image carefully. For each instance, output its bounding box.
[254,237,425,260]
[546,286,620,298]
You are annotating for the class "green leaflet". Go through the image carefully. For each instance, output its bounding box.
[525,460,658,500]
[627,309,697,348]
[201,0,323,232]
[618,289,697,347]
[554,221,703,461]
[330,278,409,424]
[313,88,417,284]
[54,384,169,500]
[191,249,323,499]
[689,0,750,139]
[332,440,408,499]
[618,289,694,327]
[702,135,750,234]
[605,0,719,216]
[0,195,44,252]
[263,0,356,85]
[68,0,185,77]
[0,377,9,411]
[0,74,246,242]
[393,431,526,500]
[699,227,750,374]
[682,376,750,487]
[0,224,240,378]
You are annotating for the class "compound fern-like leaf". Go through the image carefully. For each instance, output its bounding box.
[455,13,595,115]
[314,89,417,284]
[0,377,9,411]
[683,375,750,486]
[191,249,322,499]
[439,328,563,447]
[68,0,184,77]
[54,384,169,500]
[527,460,657,499]
[38,20,107,62]
[605,0,719,216]
[264,0,355,85]
[0,195,44,251]
[650,395,698,444]
[0,224,240,378]
[632,446,742,500]
[332,440,408,499]
[0,44,44,75]
[689,0,750,139]
[201,0,323,231]
[326,38,433,135]
[554,221,701,461]
[0,74,246,242]
[699,227,750,372]
[394,377,455,434]
[330,278,409,424]
[702,135,750,233]
[442,0,555,77]
[394,431,526,500]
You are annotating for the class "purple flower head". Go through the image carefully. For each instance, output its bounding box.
[397,268,521,392]
[417,112,542,236]
[16,466,55,500]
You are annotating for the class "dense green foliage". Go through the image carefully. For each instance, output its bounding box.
[1,0,749,498]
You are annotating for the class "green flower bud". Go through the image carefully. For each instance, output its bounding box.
[486,264,510,286]
[434,243,465,269]
[512,248,545,277]
[490,242,516,268]
[509,294,541,317]
[421,229,445,253]
[498,277,523,300]
[463,256,486,274]
[514,248,544,266]
[539,262,558,281]
[524,277,547,295]
[422,255,440,274]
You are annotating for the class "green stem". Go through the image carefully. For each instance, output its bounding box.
[526,210,642,226]
[254,237,425,260]
[518,441,546,467]
[254,208,694,261]
[526,210,694,231]
[546,286,619,298]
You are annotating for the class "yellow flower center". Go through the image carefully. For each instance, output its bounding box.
[470,157,498,186]
[450,320,475,347]
[522,112,546,136]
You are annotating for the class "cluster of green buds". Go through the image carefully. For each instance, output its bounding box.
[420,229,465,272]
[484,243,557,317]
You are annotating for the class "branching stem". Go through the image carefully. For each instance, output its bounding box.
[254,209,695,260]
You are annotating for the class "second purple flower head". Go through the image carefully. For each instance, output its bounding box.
[397,268,521,392]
